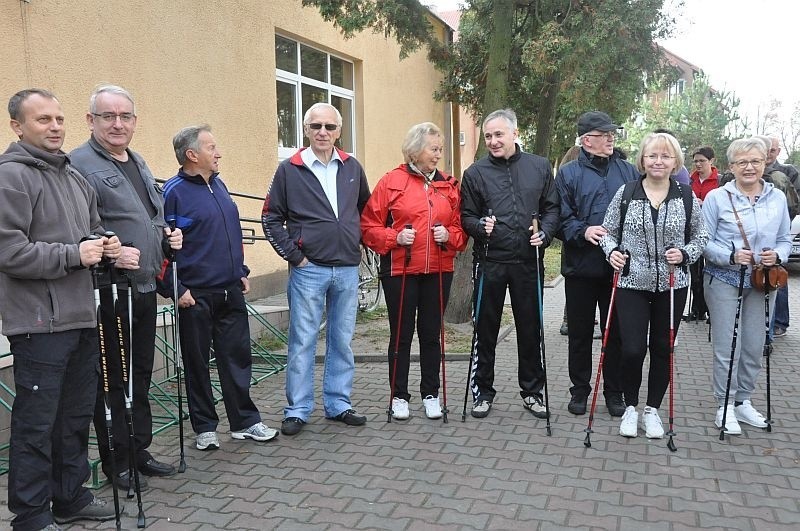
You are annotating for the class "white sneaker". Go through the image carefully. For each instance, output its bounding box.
[619,406,638,438]
[391,397,410,420]
[196,431,220,451]
[642,406,664,439]
[734,400,767,428]
[714,405,742,435]
[231,422,279,442]
[471,400,492,418]
[423,395,443,419]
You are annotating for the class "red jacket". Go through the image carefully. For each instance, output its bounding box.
[690,166,719,201]
[361,164,467,275]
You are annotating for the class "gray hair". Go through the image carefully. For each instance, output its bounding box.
[402,122,441,164]
[727,137,767,162]
[8,88,57,121]
[173,124,212,165]
[90,84,136,114]
[303,102,342,126]
[754,135,772,154]
[482,108,517,131]
[635,132,685,174]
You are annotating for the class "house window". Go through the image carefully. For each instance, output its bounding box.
[668,78,686,101]
[275,35,355,159]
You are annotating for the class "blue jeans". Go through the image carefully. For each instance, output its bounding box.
[772,284,789,330]
[285,262,358,420]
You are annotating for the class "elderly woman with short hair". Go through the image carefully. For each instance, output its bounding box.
[361,122,467,421]
[702,137,792,435]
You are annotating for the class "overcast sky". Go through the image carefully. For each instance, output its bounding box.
[427,0,800,133]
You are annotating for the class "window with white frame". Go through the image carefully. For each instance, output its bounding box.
[275,35,355,160]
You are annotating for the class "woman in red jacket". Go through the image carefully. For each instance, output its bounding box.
[361,122,467,421]
[686,146,719,321]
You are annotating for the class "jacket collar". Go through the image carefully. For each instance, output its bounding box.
[290,146,351,167]
[177,167,219,185]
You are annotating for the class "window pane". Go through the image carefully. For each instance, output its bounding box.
[276,81,297,148]
[301,45,327,82]
[275,36,297,73]
[330,57,353,90]
[301,85,329,147]
[331,95,353,153]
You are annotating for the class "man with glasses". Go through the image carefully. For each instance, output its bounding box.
[765,137,799,337]
[262,102,371,436]
[555,111,639,416]
[71,85,182,489]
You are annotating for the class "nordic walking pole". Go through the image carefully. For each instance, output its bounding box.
[720,263,747,441]
[462,209,492,422]
[584,269,621,448]
[106,237,146,526]
[167,220,187,472]
[531,213,551,435]
[434,222,449,423]
[387,224,413,423]
[666,261,677,452]
[87,234,122,530]
[761,255,773,433]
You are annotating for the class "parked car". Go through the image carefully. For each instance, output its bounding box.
[791,215,800,262]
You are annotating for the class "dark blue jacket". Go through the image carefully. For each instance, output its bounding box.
[261,147,370,267]
[160,169,247,296]
[555,148,639,278]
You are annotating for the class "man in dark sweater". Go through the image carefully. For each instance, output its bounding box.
[262,103,371,436]
[161,125,278,451]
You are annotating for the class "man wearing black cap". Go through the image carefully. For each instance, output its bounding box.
[555,111,639,417]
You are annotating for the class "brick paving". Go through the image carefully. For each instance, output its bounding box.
[2,273,800,530]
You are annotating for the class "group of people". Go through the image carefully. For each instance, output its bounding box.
[264,103,791,447]
[0,86,277,530]
[1,89,793,530]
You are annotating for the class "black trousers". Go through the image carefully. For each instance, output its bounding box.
[615,287,687,409]
[9,329,97,531]
[382,272,453,402]
[92,287,157,479]
[689,257,707,316]
[564,275,623,398]
[178,286,261,434]
[470,260,544,403]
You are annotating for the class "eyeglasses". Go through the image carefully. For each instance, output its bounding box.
[92,112,135,124]
[732,159,765,169]
[644,154,676,162]
[584,132,615,141]
[307,123,338,131]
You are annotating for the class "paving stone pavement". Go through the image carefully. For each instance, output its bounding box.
[2,275,800,530]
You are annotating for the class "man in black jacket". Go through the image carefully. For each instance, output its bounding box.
[461,108,560,419]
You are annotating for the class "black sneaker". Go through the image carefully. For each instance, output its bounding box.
[331,409,366,426]
[112,470,149,491]
[281,417,305,436]
[605,393,626,417]
[53,496,120,524]
[568,395,587,415]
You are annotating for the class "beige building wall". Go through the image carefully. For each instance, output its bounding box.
[0,0,453,297]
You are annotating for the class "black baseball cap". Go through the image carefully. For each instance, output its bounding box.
[577,111,619,136]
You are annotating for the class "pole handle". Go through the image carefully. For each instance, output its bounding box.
[531,213,539,234]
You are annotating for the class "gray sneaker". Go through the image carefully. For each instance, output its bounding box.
[196,431,220,450]
[53,496,120,524]
[232,422,279,442]
[38,524,62,531]
[523,395,549,419]
[471,400,492,418]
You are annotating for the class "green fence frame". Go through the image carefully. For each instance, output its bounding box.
[0,302,287,485]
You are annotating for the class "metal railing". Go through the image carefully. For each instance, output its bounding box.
[0,302,288,485]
